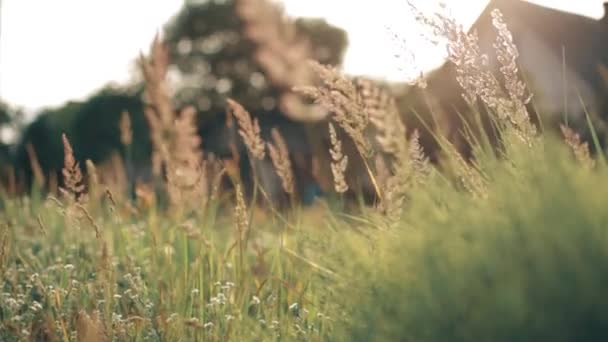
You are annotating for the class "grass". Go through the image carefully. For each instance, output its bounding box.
[3,132,608,341]
[344,135,608,341]
[3,4,608,341]
[0,191,347,341]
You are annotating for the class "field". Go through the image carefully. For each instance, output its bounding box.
[3,4,608,342]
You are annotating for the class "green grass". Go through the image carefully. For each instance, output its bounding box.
[0,192,347,340]
[2,133,608,341]
[344,135,608,341]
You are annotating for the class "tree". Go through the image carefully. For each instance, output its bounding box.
[70,86,149,166]
[0,102,12,165]
[14,101,81,187]
[163,0,348,118]
[14,86,149,190]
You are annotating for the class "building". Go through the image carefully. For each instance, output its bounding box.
[404,0,608,156]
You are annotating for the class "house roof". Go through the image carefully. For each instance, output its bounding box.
[399,1,608,159]
[415,0,608,108]
[472,0,608,89]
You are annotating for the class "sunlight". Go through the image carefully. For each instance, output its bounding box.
[281,0,605,82]
[0,0,604,110]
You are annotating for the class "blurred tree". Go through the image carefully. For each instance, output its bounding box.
[10,0,350,198]
[14,101,80,186]
[163,0,348,119]
[70,86,149,166]
[0,101,12,166]
[14,86,149,189]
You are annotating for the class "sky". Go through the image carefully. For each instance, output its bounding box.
[0,0,605,112]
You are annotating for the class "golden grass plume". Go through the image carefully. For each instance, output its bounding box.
[560,125,595,169]
[328,123,349,194]
[267,128,295,195]
[227,98,266,160]
[61,133,87,203]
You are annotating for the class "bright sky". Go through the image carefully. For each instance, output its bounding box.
[0,0,604,112]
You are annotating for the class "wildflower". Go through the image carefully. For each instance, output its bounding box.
[30,301,43,312]
[166,313,179,323]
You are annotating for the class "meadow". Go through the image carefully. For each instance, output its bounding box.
[2,4,608,342]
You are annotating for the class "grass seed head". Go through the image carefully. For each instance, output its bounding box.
[328,123,349,194]
[61,133,87,203]
[560,125,595,169]
[267,128,295,195]
[227,98,266,160]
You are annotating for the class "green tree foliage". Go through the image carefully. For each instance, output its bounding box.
[0,101,13,166]
[70,87,149,166]
[14,87,148,186]
[14,101,82,184]
[163,0,348,118]
[13,1,348,191]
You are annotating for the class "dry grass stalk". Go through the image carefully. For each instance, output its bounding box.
[25,143,46,188]
[85,159,100,201]
[491,9,536,140]
[445,141,488,198]
[140,36,174,177]
[227,99,266,160]
[166,107,209,209]
[36,214,47,236]
[96,241,113,300]
[560,125,595,169]
[76,204,102,239]
[208,155,226,202]
[141,36,213,211]
[234,184,249,239]
[351,77,429,205]
[407,130,432,179]
[96,152,128,199]
[61,134,87,203]
[295,61,371,157]
[119,111,133,146]
[374,155,391,196]
[381,130,431,219]
[48,171,59,196]
[76,310,106,342]
[411,4,535,143]
[29,314,58,342]
[0,230,9,274]
[354,78,406,157]
[7,166,16,196]
[235,0,326,122]
[135,182,156,210]
[328,123,349,193]
[267,128,295,195]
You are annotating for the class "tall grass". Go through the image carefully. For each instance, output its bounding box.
[2,2,608,341]
[344,135,608,341]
